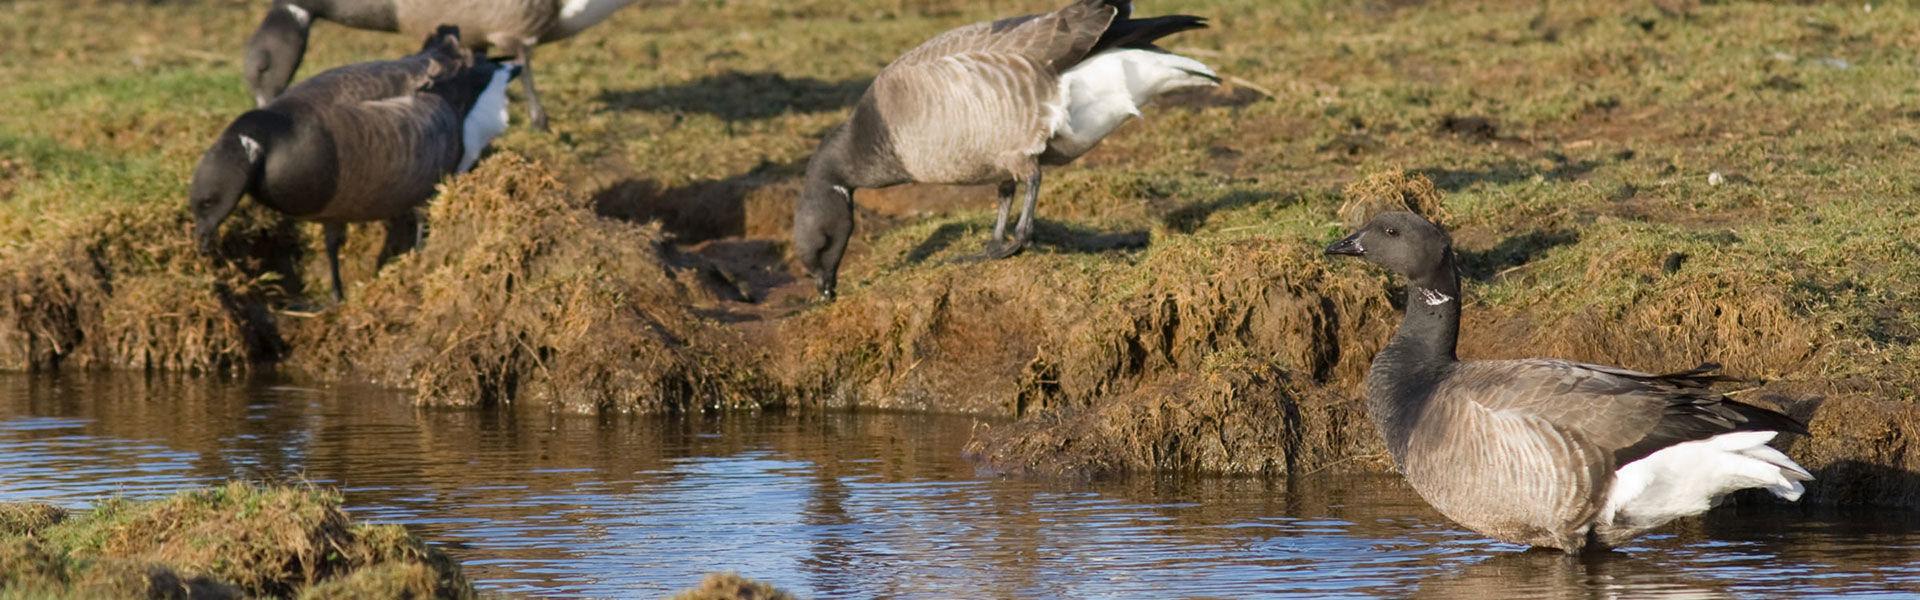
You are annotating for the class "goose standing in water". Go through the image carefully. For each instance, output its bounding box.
[192,26,518,301]
[244,0,636,130]
[1325,211,1813,552]
[793,0,1219,300]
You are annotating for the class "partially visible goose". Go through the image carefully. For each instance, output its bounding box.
[1325,211,1812,552]
[193,26,519,301]
[244,0,636,130]
[793,0,1218,300]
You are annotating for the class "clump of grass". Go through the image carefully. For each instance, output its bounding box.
[667,572,798,600]
[0,200,291,372]
[0,481,471,599]
[0,503,65,535]
[286,153,766,412]
[1337,169,1447,228]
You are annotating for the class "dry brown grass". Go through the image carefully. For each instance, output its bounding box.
[285,154,767,412]
[0,481,471,599]
[0,201,289,372]
[1336,170,1448,229]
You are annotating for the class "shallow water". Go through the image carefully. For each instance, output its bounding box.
[0,373,1915,598]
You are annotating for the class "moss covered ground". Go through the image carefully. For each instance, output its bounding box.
[0,0,1918,505]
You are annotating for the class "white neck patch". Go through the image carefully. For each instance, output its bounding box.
[831,185,850,197]
[1420,288,1453,306]
[283,4,311,27]
[238,135,265,164]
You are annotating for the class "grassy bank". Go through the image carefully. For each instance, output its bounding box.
[0,482,470,598]
[1,0,1918,505]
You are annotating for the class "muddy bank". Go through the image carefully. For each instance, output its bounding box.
[0,482,470,599]
[2,156,1918,508]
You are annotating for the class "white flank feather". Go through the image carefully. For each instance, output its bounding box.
[557,0,636,38]
[1046,48,1218,160]
[460,67,515,174]
[1601,431,1813,532]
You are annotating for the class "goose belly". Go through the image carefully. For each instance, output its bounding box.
[1045,48,1218,162]
[397,2,535,47]
[1398,406,1612,550]
[1598,431,1811,542]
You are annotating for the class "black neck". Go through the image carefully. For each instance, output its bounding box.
[812,96,910,190]
[1364,255,1462,463]
[1380,257,1461,367]
[239,109,336,216]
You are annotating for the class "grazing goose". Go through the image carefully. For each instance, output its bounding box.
[1325,211,1813,552]
[244,0,635,130]
[792,0,1218,300]
[193,26,518,301]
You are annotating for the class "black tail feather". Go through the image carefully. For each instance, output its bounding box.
[1090,14,1207,56]
[1612,362,1811,466]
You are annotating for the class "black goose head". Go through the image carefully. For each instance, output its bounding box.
[189,111,291,256]
[243,3,314,107]
[1325,211,1454,281]
[188,135,259,256]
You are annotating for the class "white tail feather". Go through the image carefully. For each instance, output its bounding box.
[1046,48,1218,160]
[1601,431,1811,532]
[460,67,515,174]
[557,0,638,38]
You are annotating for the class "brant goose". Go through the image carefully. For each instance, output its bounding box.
[244,0,634,130]
[1326,211,1812,552]
[792,0,1218,300]
[194,26,518,301]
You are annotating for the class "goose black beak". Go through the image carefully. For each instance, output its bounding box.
[1325,232,1364,257]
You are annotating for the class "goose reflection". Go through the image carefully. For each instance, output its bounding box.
[1411,550,1730,600]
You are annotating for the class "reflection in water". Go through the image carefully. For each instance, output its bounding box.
[1411,551,1732,600]
[0,372,1917,598]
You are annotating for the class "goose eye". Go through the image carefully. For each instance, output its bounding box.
[1384,227,1400,236]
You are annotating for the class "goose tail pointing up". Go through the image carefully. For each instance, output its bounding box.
[1089,14,1209,56]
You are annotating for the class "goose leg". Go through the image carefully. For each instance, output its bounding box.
[991,179,1017,243]
[376,212,420,268]
[515,43,549,132]
[985,170,1040,259]
[323,222,347,302]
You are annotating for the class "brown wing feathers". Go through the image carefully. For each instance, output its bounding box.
[1609,363,1809,466]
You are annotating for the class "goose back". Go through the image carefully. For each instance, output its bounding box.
[868,0,1118,184]
[250,31,473,221]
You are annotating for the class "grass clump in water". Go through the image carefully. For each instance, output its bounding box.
[667,572,798,600]
[0,481,471,599]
